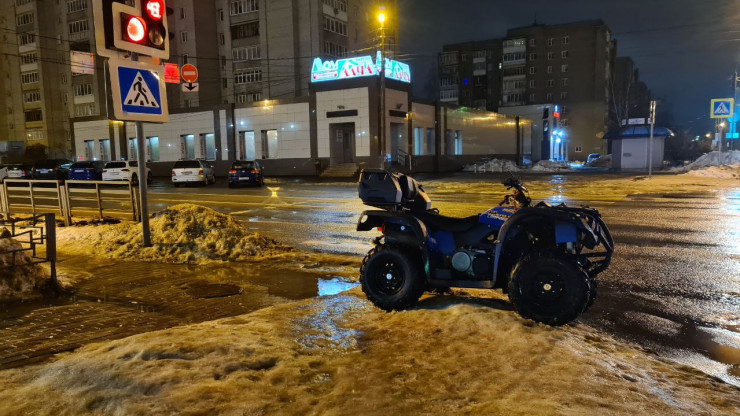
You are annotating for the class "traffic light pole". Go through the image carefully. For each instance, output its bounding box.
[135,120,151,247]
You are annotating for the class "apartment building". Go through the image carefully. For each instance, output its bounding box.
[215,0,399,105]
[440,20,617,161]
[439,39,502,112]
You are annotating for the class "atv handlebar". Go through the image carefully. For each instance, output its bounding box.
[500,176,531,208]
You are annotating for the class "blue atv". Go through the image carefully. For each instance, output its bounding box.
[356,169,614,326]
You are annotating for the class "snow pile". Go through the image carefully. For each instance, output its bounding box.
[585,154,612,168]
[57,204,292,264]
[685,166,740,179]
[463,159,520,173]
[0,236,49,301]
[531,160,572,172]
[0,290,738,415]
[672,150,740,174]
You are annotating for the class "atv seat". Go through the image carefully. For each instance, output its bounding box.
[414,211,480,233]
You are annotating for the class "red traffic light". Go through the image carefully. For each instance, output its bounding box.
[145,0,164,21]
[125,16,146,43]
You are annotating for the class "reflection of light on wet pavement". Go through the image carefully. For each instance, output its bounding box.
[295,295,365,351]
[318,278,358,297]
[546,175,570,204]
[722,190,740,256]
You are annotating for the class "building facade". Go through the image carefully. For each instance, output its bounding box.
[72,77,530,176]
[440,20,617,161]
[0,0,398,160]
[439,39,502,112]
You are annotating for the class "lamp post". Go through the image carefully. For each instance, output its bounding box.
[378,11,387,169]
[648,100,656,178]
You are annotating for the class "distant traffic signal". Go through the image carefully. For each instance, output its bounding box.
[94,0,170,59]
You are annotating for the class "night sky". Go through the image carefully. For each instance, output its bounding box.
[399,0,739,134]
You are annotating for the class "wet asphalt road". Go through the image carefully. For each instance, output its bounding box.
[137,175,740,386]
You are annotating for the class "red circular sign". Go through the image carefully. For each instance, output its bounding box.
[181,64,198,83]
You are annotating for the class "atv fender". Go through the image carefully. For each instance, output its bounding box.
[492,207,599,283]
[357,210,428,248]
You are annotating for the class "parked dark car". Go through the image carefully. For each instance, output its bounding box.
[67,161,105,181]
[5,164,33,179]
[228,160,263,187]
[32,160,70,181]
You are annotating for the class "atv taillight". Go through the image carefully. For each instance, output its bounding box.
[198,169,204,175]
[251,169,259,173]
[229,170,237,174]
[377,225,384,233]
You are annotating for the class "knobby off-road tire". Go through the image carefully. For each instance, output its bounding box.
[585,275,597,312]
[360,244,425,311]
[508,251,591,326]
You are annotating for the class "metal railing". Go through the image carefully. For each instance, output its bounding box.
[0,212,56,285]
[1,180,140,225]
[2,180,69,225]
[64,180,140,222]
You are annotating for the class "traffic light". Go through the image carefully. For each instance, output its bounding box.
[93,0,170,59]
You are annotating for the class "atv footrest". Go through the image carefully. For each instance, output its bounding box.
[428,279,496,289]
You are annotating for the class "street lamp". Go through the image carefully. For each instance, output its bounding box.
[378,9,387,168]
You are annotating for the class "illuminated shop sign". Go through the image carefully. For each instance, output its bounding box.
[311,51,411,83]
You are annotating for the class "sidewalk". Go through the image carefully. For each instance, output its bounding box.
[0,258,317,369]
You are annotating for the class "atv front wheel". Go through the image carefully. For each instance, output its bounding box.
[360,245,425,311]
[508,252,590,326]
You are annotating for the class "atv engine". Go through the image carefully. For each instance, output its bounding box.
[451,249,492,279]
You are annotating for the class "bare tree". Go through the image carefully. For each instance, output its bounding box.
[609,68,635,130]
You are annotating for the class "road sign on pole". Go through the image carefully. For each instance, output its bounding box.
[711,98,734,119]
[109,58,168,123]
[181,63,198,83]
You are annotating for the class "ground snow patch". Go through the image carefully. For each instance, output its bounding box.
[57,204,293,264]
[0,291,739,415]
[0,237,49,301]
[463,158,521,173]
[531,160,572,172]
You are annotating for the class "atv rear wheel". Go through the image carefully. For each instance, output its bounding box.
[360,245,425,311]
[508,252,590,326]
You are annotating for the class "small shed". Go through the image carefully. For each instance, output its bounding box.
[608,125,673,171]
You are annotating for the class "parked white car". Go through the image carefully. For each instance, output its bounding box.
[171,160,216,187]
[102,160,152,185]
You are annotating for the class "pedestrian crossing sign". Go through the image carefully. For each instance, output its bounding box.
[711,98,734,119]
[109,58,168,123]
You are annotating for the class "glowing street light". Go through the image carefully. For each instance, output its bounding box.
[378,12,386,24]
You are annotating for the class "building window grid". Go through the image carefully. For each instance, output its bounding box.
[547,65,553,74]
[234,69,262,84]
[323,15,347,36]
[233,45,261,61]
[561,64,569,73]
[561,78,569,86]
[547,79,554,87]
[17,13,34,26]
[20,52,37,65]
[24,91,41,103]
[230,0,259,16]
[18,33,35,46]
[231,21,259,39]
[561,50,569,59]
[528,66,536,74]
[528,53,536,61]
[73,83,93,96]
[575,145,582,152]
[547,38,554,47]
[560,91,569,100]
[66,0,87,13]
[322,0,347,12]
[24,109,43,122]
[562,36,570,45]
[21,72,39,84]
[324,41,347,58]
[68,19,90,34]
[547,52,554,60]
[180,31,188,43]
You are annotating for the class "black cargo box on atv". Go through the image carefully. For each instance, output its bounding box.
[358,169,431,211]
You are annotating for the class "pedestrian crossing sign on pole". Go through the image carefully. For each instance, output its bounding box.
[711,98,734,119]
[109,58,168,123]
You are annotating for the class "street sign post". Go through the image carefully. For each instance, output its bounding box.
[711,98,734,119]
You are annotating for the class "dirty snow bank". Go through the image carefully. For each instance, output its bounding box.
[463,159,572,173]
[585,154,612,168]
[463,158,520,172]
[0,237,49,301]
[531,160,572,172]
[57,204,293,264]
[0,290,738,415]
[672,150,740,174]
